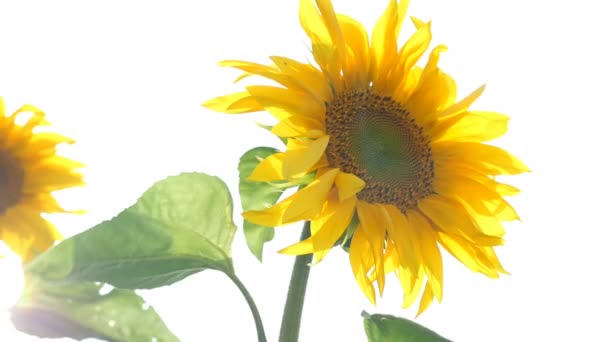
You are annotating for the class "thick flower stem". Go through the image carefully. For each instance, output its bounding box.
[279,221,312,342]
[227,272,268,342]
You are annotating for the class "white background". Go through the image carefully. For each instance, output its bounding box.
[1,0,606,341]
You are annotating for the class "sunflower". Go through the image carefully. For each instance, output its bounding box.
[0,98,84,262]
[205,0,528,314]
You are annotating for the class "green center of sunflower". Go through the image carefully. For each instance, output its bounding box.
[0,149,25,214]
[325,89,434,212]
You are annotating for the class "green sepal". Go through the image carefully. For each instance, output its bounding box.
[363,311,451,342]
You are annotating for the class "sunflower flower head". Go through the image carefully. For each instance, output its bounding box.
[0,98,84,261]
[205,0,528,314]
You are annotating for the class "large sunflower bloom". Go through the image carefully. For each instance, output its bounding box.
[0,98,84,261]
[205,0,528,314]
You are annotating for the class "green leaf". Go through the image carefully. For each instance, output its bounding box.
[238,147,283,261]
[363,312,451,342]
[26,172,237,289]
[12,279,178,341]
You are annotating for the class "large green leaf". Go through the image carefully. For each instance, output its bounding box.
[238,147,283,261]
[12,278,178,341]
[363,312,451,342]
[26,172,237,289]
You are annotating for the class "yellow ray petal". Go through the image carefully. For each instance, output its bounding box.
[434,111,510,142]
[271,116,324,138]
[437,232,507,278]
[17,132,74,159]
[299,0,331,45]
[371,0,401,89]
[299,0,341,87]
[434,173,518,222]
[417,195,503,246]
[432,141,530,175]
[282,168,339,222]
[334,171,365,201]
[406,46,457,125]
[384,205,420,273]
[356,201,387,295]
[408,211,443,301]
[283,135,329,178]
[416,281,436,316]
[398,265,425,308]
[394,20,431,97]
[248,152,286,182]
[270,56,332,104]
[316,0,346,65]
[243,168,339,227]
[203,92,264,114]
[349,228,376,304]
[439,84,486,118]
[0,208,62,262]
[280,194,356,259]
[369,239,399,283]
[247,85,324,120]
[336,14,370,88]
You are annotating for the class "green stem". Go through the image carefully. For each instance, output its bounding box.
[227,272,267,342]
[279,221,312,342]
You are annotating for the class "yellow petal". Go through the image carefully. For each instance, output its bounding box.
[435,111,510,142]
[0,208,61,261]
[248,152,286,182]
[416,281,436,316]
[409,210,443,301]
[349,228,376,304]
[417,195,503,246]
[432,141,530,175]
[243,168,339,226]
[394,20,431,97]
[220,60,297,90]
[283,135,329,178]
[247,85,324,120]
[383,241,399,274]
[371,0,403,89]
[434,173,518,222]
[284,168,338,222]
[398,265,424,308]
[280,194,356,259]
[242,198,292,227]
[271,116,324,138]
[407,45,457,125]
[299,0,341,87]
[203,92,263,114]
[270,56,332,104]
[334,171,365,201]
[384,205,420,274]
[437,232,507,278]
[337,14,370,88]
[439,84,486,118]
[356,201,387,295]
[316,0,346,65]
[299,0,331,45]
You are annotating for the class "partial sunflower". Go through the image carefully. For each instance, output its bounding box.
[205,0,528,314]
[0,98,84,261]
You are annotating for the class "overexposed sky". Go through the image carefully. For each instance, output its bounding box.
[1,0,607,341]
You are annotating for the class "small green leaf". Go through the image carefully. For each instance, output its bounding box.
[238,147,283,261]
[363,312,451,342]
[26,172,237,289]
[12,279,178,341]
